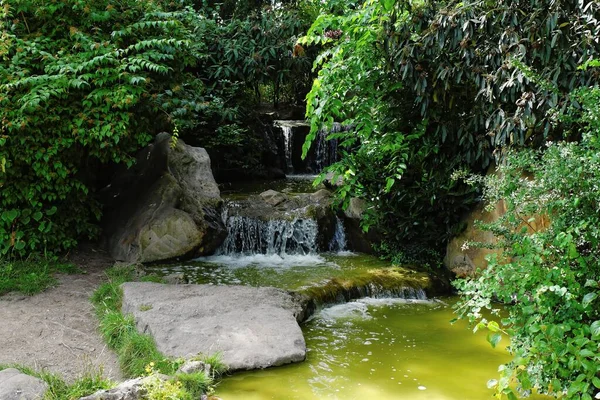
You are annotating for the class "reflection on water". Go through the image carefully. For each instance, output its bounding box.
[217,298,550,400]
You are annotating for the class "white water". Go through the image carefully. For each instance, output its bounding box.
[218,216,318,256]
[317,297,436,322]
[193,253,331,269]
[329,216,347,252]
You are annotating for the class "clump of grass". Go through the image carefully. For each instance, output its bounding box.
[91,265,225,397]
[174,371,213,398]
[0,258,79,296]
[0,364,113,399]
[196,352,229,378]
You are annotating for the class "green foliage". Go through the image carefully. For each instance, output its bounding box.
[0,364,113,400]
[302,0,600,260]
[454,81,600,398]
[0,258,78,295]
[0,0,214,257]
[304,0,480,258]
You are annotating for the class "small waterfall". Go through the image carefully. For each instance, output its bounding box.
[273,120,341,174]
[218,216,318,256]
[328,216,347,252]
[314,123,341,172]
[281,126,294,172]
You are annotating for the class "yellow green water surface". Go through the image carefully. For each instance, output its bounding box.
[217,297,550,400]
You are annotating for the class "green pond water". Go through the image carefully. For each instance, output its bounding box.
[219,175,322,200]
[149,253,428,293]
[150,254,550,400]
[217,297,549,400]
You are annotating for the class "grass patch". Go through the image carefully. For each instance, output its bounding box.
[0,364,113,400]
[91,265,226,397]
[0,258,79,296]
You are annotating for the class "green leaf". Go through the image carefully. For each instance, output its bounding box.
[487,321,500,332]
[590,321,600,339]
[2,210,19,223]
[487,332,502,348]
[583,292,597,308]
[46,207,58,216]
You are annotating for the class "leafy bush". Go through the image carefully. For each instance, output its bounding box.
[303,0,481,258]
[454,79,600,398]
[0,0,214,257]
[301,0,600,260]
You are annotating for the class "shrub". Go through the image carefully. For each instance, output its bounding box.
[454,79,600,398]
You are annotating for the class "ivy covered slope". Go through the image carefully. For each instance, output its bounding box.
[0,0,205,256]
[301,0,599,262]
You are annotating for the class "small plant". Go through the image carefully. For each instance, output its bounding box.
[143,362,190,400]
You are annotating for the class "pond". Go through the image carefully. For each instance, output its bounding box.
[215,296,549,400]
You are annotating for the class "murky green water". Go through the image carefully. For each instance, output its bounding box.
[219,175,321,200]
[149,253,428,293]
[217,298,549,400]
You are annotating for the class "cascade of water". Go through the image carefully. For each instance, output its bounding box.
[218,216,318,256]
[314,123,341,172]
[281,126,294,172]
[328,216,347,252]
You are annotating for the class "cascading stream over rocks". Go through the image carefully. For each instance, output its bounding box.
[218,216,318,256]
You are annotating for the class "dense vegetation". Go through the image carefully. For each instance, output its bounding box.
[2,0,600,397]
[304,0,599,263]
[455,79,600,399]
[0,0,314,257]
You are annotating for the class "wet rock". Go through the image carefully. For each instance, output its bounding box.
[177,360,211,375]
[260,190,288,206]
[101,133,226,263]
[121,282,306,371]
[0,368,48,400]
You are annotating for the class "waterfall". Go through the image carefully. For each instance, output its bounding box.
[218,216,318,256]
[273,120,341,174]
[281,126,294,172]
[314,123,341,172]
[328,216,347,252]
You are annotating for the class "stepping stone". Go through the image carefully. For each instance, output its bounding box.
[121,282,306,371]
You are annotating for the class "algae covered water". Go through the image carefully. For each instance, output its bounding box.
[217,297,549,400]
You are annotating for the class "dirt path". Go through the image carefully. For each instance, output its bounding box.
[0,246,122,383]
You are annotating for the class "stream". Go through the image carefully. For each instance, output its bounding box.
[150,176,550,399]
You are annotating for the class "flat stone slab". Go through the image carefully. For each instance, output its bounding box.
[121,282,306,371]
[0,368,48,400]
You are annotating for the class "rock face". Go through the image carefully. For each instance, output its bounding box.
[102,134,226,263]
[445,199,550,277]
[121,282,306,371]
[342,197,377,254]
[0,368,48,400]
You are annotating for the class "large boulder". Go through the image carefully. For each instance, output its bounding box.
[101,134,226,263]
[0,368,48,400]
[121,282,306,371]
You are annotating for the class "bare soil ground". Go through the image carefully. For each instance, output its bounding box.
[0,245,122,383]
